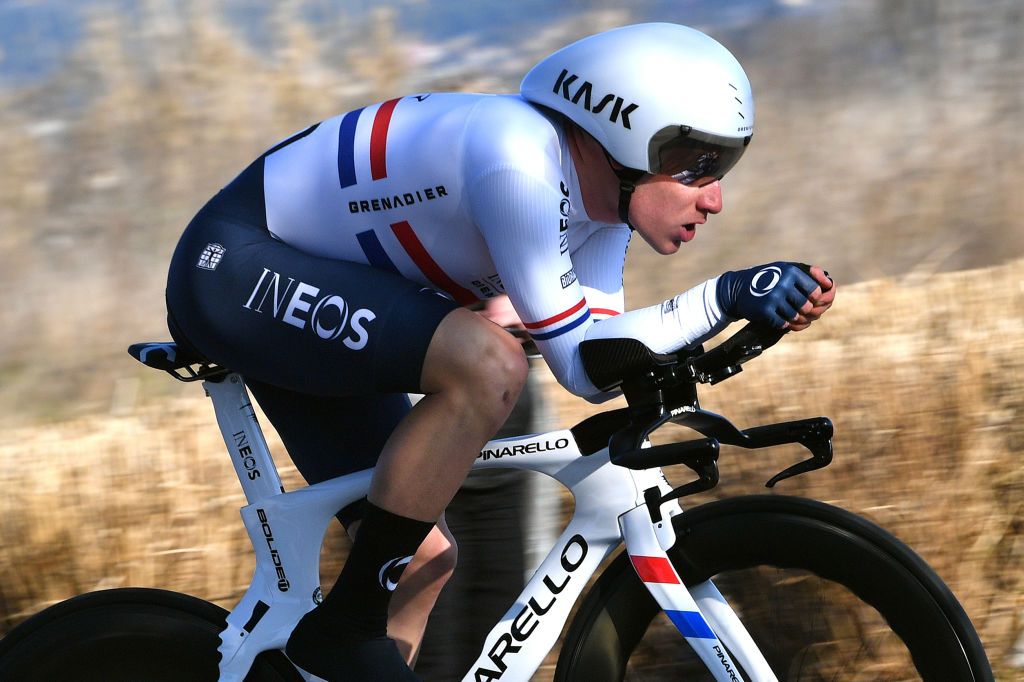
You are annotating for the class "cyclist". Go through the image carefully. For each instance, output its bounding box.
[165,22,835,680]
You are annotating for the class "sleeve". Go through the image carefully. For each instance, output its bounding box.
[467,165,607,400]
[571,225,630,323]
[462,100,730,400]
[582,276,733,353]
[570,227,732,376]
[468,168,731,399]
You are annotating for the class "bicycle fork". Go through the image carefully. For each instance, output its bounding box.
[620,506,777,682]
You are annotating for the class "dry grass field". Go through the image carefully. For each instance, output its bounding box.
[0,260,1021,678]
[1,0,1022,423]
[0,0,1021,678]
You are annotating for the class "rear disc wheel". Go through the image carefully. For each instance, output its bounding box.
[0,588,300,681]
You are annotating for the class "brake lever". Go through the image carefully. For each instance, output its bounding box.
[670,410,835,487]
[763,418,834,487]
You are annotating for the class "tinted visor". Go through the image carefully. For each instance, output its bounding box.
[648,126,751,185]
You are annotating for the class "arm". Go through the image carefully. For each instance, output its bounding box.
[582,276,731,353]
[569,225,629,323]
[573,226,732,354]
[468,165,607,399]
[468,168,838,398]
[585,262,836,353]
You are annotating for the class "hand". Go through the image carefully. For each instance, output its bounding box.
[786,265,834,331]
[717,262,835,330]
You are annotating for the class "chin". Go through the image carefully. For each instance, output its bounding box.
[636,227,681,255]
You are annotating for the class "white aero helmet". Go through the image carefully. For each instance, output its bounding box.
[521,23,754,223]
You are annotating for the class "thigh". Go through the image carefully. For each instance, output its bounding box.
[166,215,456,397]
[248,382,412,524]
[249,383,411,482]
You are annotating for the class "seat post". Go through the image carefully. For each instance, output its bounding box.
[204,374,285,503]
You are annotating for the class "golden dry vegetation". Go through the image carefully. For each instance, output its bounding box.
[0,0,1021,420]
[0,0,1022,678]
[1,261,1022,677]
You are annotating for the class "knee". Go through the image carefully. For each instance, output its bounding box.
[473,326,530,411]
[424,309,529,420]
[472,341,529,431]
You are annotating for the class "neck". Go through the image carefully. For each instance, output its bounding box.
[565,123,620,223]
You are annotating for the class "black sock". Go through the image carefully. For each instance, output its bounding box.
[314,501,435,636]
[286,502,435,680]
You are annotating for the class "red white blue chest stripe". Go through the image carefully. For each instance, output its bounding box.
[263,93,630,396]
[333,98,478,306]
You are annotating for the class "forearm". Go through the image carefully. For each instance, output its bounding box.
[583,277,731,354]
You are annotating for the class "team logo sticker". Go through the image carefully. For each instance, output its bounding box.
[197,243,226,270]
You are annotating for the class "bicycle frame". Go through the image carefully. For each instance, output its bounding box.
[207,374,776,682]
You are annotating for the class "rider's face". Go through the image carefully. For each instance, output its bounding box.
[629,176,723,254]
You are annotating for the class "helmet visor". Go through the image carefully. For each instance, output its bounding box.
[649,126,751,185]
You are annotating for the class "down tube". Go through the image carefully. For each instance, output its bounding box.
[464,432,639,681]
[462,521,617,681]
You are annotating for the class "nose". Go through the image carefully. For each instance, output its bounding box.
[697,182,723,215]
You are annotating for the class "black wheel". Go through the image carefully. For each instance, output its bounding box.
[555,496,992,681]
[0,588,301,681]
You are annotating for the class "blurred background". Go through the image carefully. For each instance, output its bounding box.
[0,0,1021,678]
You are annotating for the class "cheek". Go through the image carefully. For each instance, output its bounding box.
[640,185,684,225]
[633,184,671,221]
[649,182,691,211]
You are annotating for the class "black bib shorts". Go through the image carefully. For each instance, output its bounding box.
[166,155,457,522]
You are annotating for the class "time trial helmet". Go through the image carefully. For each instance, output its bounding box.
[521,23,754,187]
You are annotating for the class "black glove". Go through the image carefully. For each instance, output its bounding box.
[716,262,818,329]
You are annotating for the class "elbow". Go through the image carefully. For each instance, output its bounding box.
[556,372,617,404]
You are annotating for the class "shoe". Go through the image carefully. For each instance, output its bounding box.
[285,612,421,681]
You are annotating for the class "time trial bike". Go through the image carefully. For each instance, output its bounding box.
[0,322,993,680]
